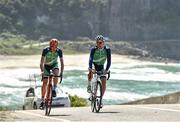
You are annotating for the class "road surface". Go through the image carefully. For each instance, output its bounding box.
[2,104,180,121]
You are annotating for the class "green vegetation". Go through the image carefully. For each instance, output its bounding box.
[62,41,94,54]
[0,32,41,55]
[0,47,40,55]
[0,0,180,41]
[0,106,8,111]
[0,32,145,56]
[0,0,101,40]
[0,32,93,55]
[69,95,88,107]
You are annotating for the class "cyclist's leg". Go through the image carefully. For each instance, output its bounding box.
[99,76,106,108]
[52,63,59,84]
[42,78,48,99]
[41,78,48,109]
[87,71,93,93]
[94,64,105,96]
[40,67,49,109]
[52,64,59,97]
[42,65,51,98]
[100,76,106,97]
[52,68,59,86]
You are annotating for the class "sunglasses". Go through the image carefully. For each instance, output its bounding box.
[97,41,103,44]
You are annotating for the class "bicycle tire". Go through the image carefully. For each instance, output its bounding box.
[91,80,97,112]
[91,97,95,112]
[45,84,52,116]
[33,102,37,109]
[94,81,102,113]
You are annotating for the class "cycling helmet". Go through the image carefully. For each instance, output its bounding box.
[49,38,58,48]
[96,35,104,41]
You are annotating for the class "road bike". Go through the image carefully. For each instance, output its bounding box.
[43,71,62,116]
[90,70,110,113]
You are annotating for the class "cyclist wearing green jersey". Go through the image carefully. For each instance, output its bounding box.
[39,38,64,109]
[87,35,111,106]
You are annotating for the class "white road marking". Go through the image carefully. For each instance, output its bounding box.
[133,106,180,112]
[16,111,71,122]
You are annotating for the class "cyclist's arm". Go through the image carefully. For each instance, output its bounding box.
[40,48,48,72]
[105,48,111,71]
[89,48,95,70]
[59,57,64,73]
[40,56,45,72]
[57,48,64,73]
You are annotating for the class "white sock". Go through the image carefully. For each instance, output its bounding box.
[88,81,91,86]
[53,85,57,90]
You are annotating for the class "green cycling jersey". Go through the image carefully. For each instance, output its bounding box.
[93,48,107,65]
[89,46,111,71]
[42,47,63,66]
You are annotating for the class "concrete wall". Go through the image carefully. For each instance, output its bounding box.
[123,91,180,105]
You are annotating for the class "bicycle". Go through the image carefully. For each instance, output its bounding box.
[90,70,110,113]
[43,71,62,116]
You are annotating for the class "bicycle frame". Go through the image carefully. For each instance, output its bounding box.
[43,72,62,116]
[90,70,110,113]
[44,74,53,116]
[91,73,102,96]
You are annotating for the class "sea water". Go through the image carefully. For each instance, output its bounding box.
[1,63,180,110]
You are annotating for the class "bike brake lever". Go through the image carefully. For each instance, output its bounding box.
[59,76,63,84]
[107,71,110,80]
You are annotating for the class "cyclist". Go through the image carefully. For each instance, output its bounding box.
[87,35,111,107]
[39,38,64,109]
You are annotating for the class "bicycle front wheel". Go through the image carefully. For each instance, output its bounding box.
[94,81,102,113]
[91,96,95,112]
[45,85,52,116]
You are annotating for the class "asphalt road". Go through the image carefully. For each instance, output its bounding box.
[3,104,180,122]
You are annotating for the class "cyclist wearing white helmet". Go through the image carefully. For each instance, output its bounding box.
[87,35,111,107]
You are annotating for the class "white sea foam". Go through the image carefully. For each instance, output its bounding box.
[66,66,87,71]
[1,64,180,109]
[61,87,89,98]
[110,67,180,82]
[104,91,147,101]
[61,86,148,101]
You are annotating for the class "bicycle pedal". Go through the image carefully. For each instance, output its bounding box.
[40,106,44,110]
[52,90,57,97]
[88,97,92,101]
[39,104,44,110]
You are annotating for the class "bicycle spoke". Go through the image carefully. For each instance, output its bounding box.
[91,97,95,112]
[45,85,52,116]
[94,81,102,113]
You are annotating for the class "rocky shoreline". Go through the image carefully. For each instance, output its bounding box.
[131,55,180,64]
[62,40,180,64]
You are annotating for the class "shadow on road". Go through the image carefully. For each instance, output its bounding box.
[49,114,71,117]
[98,111,120,114]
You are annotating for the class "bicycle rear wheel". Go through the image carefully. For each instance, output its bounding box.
[94,81,102,113]
[45,85,52,116]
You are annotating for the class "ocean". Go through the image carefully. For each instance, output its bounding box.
[1,62,180,110]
